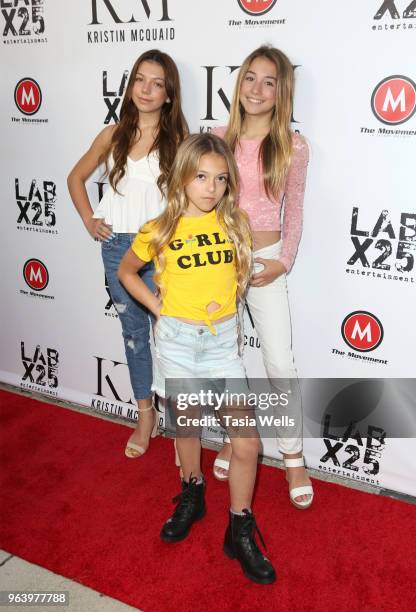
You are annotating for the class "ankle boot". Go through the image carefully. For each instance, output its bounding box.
[223,509,276,584]
[160,476,206,543]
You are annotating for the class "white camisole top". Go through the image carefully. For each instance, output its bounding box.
[93,151,165,233]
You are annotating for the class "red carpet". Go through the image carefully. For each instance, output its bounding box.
[1,389,415,612]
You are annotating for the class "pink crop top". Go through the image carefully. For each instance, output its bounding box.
[212,127,309,272]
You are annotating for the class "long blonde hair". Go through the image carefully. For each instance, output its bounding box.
[148,133,252,299]
[225,45,294,199]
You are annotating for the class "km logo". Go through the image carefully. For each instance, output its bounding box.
[89,0,172,24]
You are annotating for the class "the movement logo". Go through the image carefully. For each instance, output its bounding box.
[360,76,416,137]
[371,76,416,125]
[332,310,387,365]
[2,0,47,45]
[341,311,384,352]
[12,78,47,124]
[23,259,48,291]
[21,259,54,301]
[229,0,285,28]
[14,78,41,115]
[237,0,277,16]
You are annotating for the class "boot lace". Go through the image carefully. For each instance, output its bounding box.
[171,476,201,522]
[239,508,267,555]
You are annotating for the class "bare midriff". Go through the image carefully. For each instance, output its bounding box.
[252,230,281,251]
[173,312,235,326]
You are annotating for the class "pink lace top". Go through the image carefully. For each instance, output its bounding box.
[212,127,309,272]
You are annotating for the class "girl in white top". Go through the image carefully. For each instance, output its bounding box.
[68,49,188,459]
[92,149,164,233]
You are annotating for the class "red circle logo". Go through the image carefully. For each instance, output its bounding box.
[14,78,42,115]
[23,259,49,291]
[237,0,277,16]
[341,311,384,352]
[371,76,416,125]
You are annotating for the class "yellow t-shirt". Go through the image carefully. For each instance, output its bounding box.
[132,209,237,332]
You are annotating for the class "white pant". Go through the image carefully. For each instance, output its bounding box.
[245,241,303,455]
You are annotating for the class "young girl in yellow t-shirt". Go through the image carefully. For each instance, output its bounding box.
[118,133,276,584]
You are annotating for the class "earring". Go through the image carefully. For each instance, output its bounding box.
[166,98,171,104]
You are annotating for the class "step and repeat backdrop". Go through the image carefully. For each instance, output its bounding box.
[1,1,415,495]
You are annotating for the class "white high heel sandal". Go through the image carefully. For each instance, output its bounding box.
[213,435,231,481]
[283,456,314,510]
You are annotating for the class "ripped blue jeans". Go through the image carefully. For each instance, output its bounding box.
[101,233,155,401]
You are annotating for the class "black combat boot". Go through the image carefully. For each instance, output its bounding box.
[223,509,276,584]
[160,476,206,543]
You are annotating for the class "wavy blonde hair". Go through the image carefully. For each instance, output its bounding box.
[225,45,294,199]
[147,133,252,300]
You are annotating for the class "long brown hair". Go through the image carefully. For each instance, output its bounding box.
[104,49,188,194]
[148,133,252,300]
[225,45,294,199]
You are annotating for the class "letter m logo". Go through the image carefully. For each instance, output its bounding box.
[351,320,372,342]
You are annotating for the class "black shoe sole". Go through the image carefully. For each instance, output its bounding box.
[160,506,206,543]
[223,543,277,585]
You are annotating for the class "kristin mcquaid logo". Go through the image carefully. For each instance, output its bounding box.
[14,78,42,115]
[237,0,278,15]
[341,311,384,352]
[23,259,49,291]
[371,75,416,125]
[87,0,174,44]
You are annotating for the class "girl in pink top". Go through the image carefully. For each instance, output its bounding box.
[213,45,313,510]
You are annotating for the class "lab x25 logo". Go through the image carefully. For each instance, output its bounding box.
[374,0,416,19]
[102,70,128,123]
[2,0,45,40]
[321,417,386,477]
[347,207,416,275]
[21,342,59,389]
[320,380,387,481]
[16,179,57,230]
